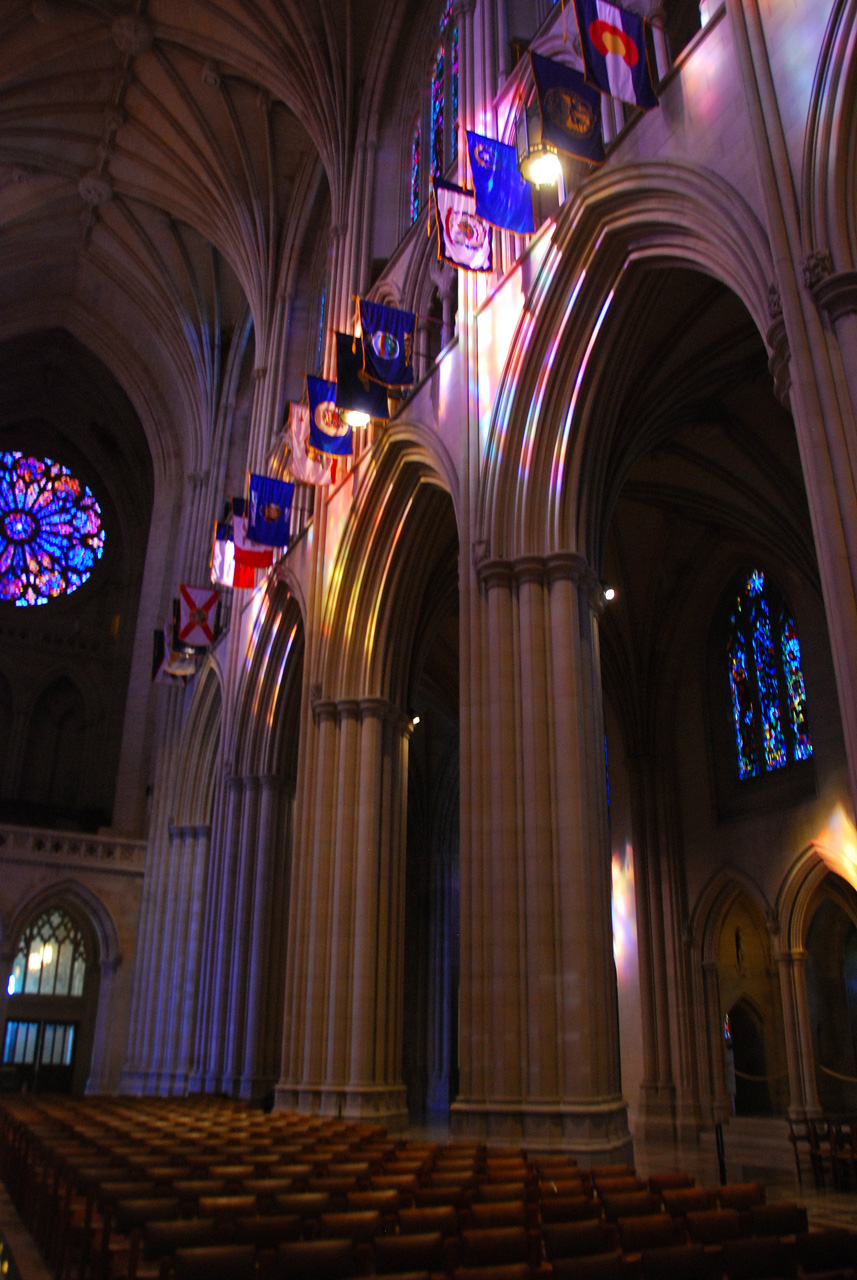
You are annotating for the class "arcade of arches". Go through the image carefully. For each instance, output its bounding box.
[1,0,857,1160]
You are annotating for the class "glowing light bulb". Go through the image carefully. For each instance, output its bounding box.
[412,715,421,726]
[525,151,562,186]
[342,408,370,428]
[604,587,616,601]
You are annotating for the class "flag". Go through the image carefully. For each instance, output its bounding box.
[335,333,390,421]
[248,473,294,548]
[285,403,333,485]
[308,375,352,456]
[572,0,659,109]
[152,620,197,685]
[530,52,605,164]
[466,132,536,234]
[232,497,275,570]
[432,177,493,272]
[178,584,219,647]
[359,299,416,386]
[210,520,255,589]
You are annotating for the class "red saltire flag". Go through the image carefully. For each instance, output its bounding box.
[232,497,275,570]
[179,584,219,647]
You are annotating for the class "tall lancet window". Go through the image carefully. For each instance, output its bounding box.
[451,22,459,161]
[431,45,445,176]
[727,570,812,780]
[410,120,421,223]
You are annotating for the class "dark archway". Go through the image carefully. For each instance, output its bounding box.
[728,997,772,1116]
[806,891,857,1114]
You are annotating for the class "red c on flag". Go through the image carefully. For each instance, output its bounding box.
[589,19,639,66]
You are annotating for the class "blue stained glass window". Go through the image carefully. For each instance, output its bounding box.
[440,0,454,30]
[781,611,812,760]
[410,120,421,223]
[0,451,104,607]
[431,46,445,176]
[728,623,758,779]
[316,287,327,373]
[727,570,812,779]
[451,25,459,163]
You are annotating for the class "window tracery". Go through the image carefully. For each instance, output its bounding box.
[7,908,88,998]
[0,451,104,607]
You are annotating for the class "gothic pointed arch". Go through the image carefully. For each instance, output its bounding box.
[478,163,776,564]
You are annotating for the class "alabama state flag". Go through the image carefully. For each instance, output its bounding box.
[573,0,659,109]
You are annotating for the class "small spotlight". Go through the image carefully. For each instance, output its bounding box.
[341,408,370,429]
[411,714,421,726]
[604,586,616,601]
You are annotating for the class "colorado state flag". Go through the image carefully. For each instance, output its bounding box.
[359,300,416,386]
[466,131,535,234]
[530,52,605,165]
[572,0,659,109]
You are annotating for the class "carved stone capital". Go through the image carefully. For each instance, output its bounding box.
[312,698,337,725]
[811,269,857,323]
[359,696,394,722]
[512,554,545,587]
[476,557,513,591]
[545,551,590,586]
[768,281,782,321]
[802,250,833,291]
[336,698,361,723]
[766,315,791,408]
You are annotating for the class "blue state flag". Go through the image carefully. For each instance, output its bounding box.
[248,474,294,548]
[335,333,390,421]
[307,375,352,456]
[572,0,659,109]
[530,52,605,165]
[466,131,535,235]
[360,299,416,387]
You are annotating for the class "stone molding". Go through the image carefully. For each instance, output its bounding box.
[812,269,857,322]
[766,314,791,407]
[0,823,146,876]
[478,552,604,611]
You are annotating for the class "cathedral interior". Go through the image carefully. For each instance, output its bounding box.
[0,0,856,1170]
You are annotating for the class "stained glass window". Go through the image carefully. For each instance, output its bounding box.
[727,570,812,780]
[7,908,88,998]
[410,120,421,223]
[316,287,327,373]
[0,452,104,607]
[440,0,454,30]
[451,25,459,163]
[431,45,445,176]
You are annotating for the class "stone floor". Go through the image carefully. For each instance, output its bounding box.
[1,1114,857,1280]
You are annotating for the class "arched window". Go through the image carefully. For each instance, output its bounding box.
[408,3,459,222]
[727,570,812,780]
[7,906,88,998]
[431,45,445,177]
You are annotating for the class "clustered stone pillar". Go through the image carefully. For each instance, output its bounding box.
[453,551,631,1157]
[278,697,411,1124]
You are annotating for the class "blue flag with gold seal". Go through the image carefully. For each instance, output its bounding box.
[307,375,352,456]
[466,131,535,235]
[248,474,294,547]
[359,299,416,386]
[335,333,390,421]
[530,52,605,165]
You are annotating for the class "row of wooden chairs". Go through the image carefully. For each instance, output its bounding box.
[0,1098,851,1280]
[788,1116,857,1191]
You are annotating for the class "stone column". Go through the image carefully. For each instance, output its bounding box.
[174,824,211,1092]
[775,949,807,1118]
[86,957,122,1094]
[240,776,283,1099]
[453,553,630,1157]
[791,949,822,1116]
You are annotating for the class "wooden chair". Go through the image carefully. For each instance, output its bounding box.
[374,1232,446,1274]
[748,1203,808,1238]
[795,1227,857,1276]
[540,1196,600,1224]
[617,1212,681,1254]
[600,1191,661,1222]
[648,1173,694,1194]
[550,1252,625,1280]
[640,1243,719,1280]
[460,1227,530,1267]
[278,1237,357,1280]
[720,1236,796,1279]
[542,1220,615,1261]
[685,1209,744,1246]
[173,1244,255,1280]
[661,1187,717,1218]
